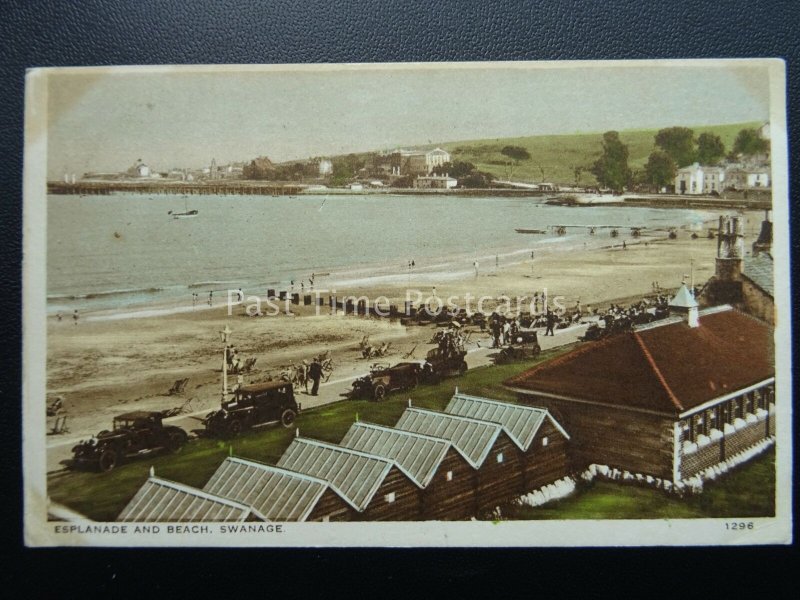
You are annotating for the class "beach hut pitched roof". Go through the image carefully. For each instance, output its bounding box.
[445,393,569,451]
[117,477,252,522]
[203,457,350,521]
[395,408,502,468]
[340,422,451,488]
[504,307,774,415]
[276,438,394,511]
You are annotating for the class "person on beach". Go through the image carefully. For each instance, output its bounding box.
[208,291,213,306]
[308,357,323,396]
[489,315,501,348]
[622,241,627,250]
[473,261,479,278]
[545,309,556,336]
[72,309,79,325]
[56,312,62,322]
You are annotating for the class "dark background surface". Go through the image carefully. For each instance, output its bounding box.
[1,0,797,593]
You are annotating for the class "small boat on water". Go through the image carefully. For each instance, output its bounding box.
[168,198,198,219]
[169,209,198,219]
[515,228,547,234]
[545,193,624,206]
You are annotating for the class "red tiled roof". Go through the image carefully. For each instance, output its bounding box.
[504,309,774,415]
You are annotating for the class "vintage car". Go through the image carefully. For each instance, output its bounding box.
[70,411,189,472]
[420,346,469,383]
[202,381,299,437]
[350,362,423,401]
[495,329,542,363]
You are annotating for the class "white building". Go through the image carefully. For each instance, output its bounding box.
[425,148,451,172]
[318,159,333,176]
[726,167,771,190]
[676,161,771,195]
[414,174,457,189]
[675,163,708,195]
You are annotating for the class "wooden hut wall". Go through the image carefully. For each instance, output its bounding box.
[358,466,422,521]
[418,448,476,521]
[306,488,358,522]
[475,432,524,513]
[518,418,570,491]
[518,394,675,480]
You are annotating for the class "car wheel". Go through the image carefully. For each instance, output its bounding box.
[532,346,541,358]
[98,448,119,472]
[373,385,386,402]
[459,361,468,375]
[167,431,186,453]
[280,409,297,428]
[228,419,242,437]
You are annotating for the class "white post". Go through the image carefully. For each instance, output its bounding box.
[220,324,231,401]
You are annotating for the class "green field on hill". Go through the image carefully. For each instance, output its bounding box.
[49,341,774,523]
[437,122,760,185]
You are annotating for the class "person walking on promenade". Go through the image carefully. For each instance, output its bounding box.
[72,309,79,326]
[309,357,323,396]
[545,309,556,336]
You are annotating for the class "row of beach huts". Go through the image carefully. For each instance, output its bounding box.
[117,393,571,522]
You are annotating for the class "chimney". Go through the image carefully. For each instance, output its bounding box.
[669,283,700,328]
[715,215,745,281]
[752,209,772,256]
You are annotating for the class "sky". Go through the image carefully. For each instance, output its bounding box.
[45,62,772,178]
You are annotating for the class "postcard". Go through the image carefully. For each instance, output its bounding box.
[23,59,791,546]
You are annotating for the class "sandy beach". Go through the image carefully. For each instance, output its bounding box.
[44,231,727,454]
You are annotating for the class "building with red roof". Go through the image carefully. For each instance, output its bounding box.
[504,290,775,482]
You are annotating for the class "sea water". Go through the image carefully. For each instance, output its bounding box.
[46,193,717,317]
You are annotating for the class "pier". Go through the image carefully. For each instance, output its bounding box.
[47,181,306,196]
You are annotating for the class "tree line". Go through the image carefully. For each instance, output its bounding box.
[591,126,769,192]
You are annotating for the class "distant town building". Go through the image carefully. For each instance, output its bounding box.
[425,147,450,171]
[676,161,770,195]
[758,121,771,140]
[414,174,457,189]
[318,159,333,176]
[126,159,152,178]
[675,162,723,195]
[390,147,452,176]
[725,167,770,190]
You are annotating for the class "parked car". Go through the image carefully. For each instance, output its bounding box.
[351,362,423,401]
[202,381,299,437]
[495,329,542,363]
[70,411,188,472]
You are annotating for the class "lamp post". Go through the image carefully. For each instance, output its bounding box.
[219,324,231,401]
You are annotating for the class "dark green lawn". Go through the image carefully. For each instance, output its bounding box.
[500,448,775,520]
[48,342,775,522]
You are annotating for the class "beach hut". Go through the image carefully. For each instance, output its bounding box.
[395,408,522,514]
[202,457,356,522]
[117,476,254,522]
[340,421,476,520]
[277,437,422,521]
[445,393,570,493]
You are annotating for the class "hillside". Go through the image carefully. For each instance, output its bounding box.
[437,122,760,186]
[319,122,760,186]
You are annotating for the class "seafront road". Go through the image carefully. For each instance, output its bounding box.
[45,322,589,473]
